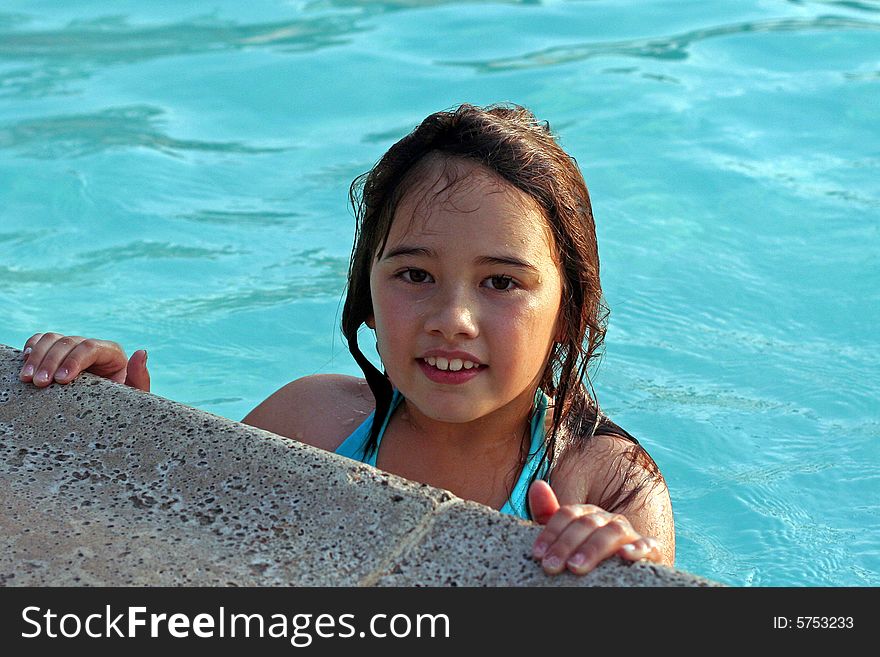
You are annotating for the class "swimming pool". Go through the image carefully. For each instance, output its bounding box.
[1,0,877,586]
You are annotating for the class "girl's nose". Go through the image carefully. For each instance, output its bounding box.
[423,285,479,340]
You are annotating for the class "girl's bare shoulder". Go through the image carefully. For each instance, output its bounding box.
[551,433,660,506]
[242,374,375,452]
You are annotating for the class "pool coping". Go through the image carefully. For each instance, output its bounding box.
[0,344,719,587]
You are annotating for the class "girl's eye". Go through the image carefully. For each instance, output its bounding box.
[484,275,516,291]
[399,268,432,284]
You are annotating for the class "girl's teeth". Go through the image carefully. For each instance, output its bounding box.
[423,357,480,371]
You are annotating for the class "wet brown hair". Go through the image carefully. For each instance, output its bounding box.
[341,103,662,516]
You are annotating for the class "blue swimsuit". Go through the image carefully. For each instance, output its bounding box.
[335,389,551,519]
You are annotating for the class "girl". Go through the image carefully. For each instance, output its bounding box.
[19,103,674,577]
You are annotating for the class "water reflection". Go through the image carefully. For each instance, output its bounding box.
[0,105,291,158]
[443,16,880,71]
[0,12,368,98]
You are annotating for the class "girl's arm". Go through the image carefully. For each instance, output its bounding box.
[242,374,372,451]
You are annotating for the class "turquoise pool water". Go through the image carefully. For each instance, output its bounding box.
[1,0,877,587]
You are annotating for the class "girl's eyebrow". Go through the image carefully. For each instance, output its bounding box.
[381,245,434,260]
[382,246,538,273]
[475,255,539,273]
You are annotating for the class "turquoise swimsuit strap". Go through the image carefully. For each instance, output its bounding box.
[499,390,551,518]
[334,389,402,466]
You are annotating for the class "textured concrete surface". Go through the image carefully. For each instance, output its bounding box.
[0,344,719,587]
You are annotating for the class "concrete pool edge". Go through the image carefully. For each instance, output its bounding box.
[0,344,719,587]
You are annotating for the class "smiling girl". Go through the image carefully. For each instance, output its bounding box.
[20,103,674,577]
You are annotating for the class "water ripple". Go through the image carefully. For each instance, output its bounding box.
[442,16,880,72]
[0,12,368,98]
[176,209,305,228]
[77,241,245,266]
[843,69,880,79]
[0,13,365,61]
[700,154,880,209]
[0,230,50,247]
[303,0,536,14]
[160,251,349,318]
[0,240,241,290]
[0,105,291,159]
[718,462,835,487]
[361,124,414,144]
[790,0,880,14]
[639,382,789,414]
[164,278,342,318]
[0,12,29,29]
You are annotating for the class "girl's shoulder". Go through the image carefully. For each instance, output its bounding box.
[242,374,375,452]
[551,433,637,505]
[551,428,664,510]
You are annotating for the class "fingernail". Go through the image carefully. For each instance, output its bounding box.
[143,350,148,364]
[55,367,69,382]
[21,364,34,377]
[35,370,49,383]
[543,555,562,571]
[533,542,548,559]
[23,347,32,356]
[567,553,586,568]
[621,544,636,554]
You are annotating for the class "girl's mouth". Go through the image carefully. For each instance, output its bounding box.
[418,358,486,384]
[423,356,480,371]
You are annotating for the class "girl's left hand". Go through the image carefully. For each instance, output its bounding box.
[528,480,662,576]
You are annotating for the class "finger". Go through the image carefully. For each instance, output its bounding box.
[541,502,604,535]
[33,335,93,388]
[124,350,151,392]
[540,511,625,574]
[62,338,128,383]
[54,339,127,385]
[20,332,60,381]
[563,515,643,575]
[532,503,603,561]
[22,333,45,358]
[618,536,662,563]
[528,479,560,526]
[21,333,77,386]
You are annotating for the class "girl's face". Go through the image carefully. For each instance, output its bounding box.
[368,158,564,424]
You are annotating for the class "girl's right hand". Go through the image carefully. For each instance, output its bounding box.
[19,333,150,392]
